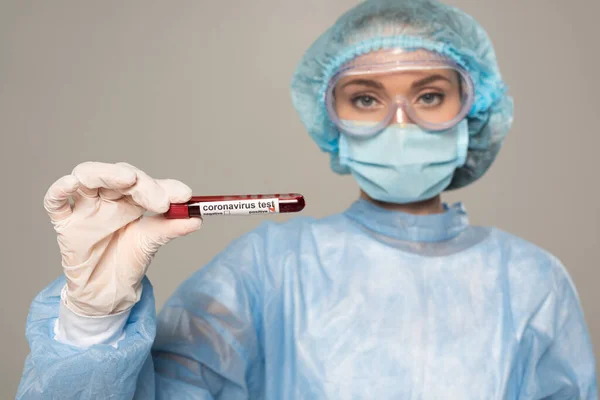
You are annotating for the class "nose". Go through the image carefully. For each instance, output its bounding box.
[393,107,410,124]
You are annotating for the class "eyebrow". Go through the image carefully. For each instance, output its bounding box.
[341,79,384,90]
[340,74,453,91]
[411,74,452,88]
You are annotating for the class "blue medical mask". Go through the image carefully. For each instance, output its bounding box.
[338,120,469,204]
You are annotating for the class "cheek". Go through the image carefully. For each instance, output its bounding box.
[336,102,376,121]
[336,102,353,118]
[333,96,356,119]
[445,93,463,116]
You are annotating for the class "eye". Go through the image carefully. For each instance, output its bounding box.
[351,95,380,109]
[417,92,445,107]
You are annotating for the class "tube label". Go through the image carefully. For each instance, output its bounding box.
[190,198,280,216]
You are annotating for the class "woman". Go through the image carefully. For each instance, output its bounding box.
[18,0,597,398]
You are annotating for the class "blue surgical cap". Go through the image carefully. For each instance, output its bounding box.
[290,0,514,190]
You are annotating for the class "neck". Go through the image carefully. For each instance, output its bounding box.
[360,191,444,215]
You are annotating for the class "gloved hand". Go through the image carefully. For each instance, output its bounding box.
[43,162,202,316]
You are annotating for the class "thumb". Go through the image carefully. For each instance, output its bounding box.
[138,214,203,252]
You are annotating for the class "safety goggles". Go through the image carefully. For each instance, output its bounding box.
[325,49,475,137]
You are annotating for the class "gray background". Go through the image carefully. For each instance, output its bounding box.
[1,0,598,397]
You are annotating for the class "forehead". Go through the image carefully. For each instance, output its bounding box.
[335,48,460,88]
[336,68,460,89]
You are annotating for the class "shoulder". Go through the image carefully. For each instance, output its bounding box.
[484,227,581,309]
[200,213,347,270]
[236,212,351,248]
[487,228,572,283]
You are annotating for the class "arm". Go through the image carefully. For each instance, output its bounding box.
[149,231,265,400]
[519,262,598,400]
[18,229,265,400]
[17,276,157,399]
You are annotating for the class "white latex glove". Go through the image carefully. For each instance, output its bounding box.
[44,162,202,316]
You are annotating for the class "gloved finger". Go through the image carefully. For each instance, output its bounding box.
[72,161,137,191]
[77,185,99,198]
[44,175,80,222]
[71,162,135,207]
[98,188,124,201]
[155,179,193,204]
[115,162,170,213]
[137,214,203,252]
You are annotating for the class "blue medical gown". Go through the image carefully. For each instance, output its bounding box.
[18,200,597,399]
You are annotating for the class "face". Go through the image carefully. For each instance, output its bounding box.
[333,68,463,126]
